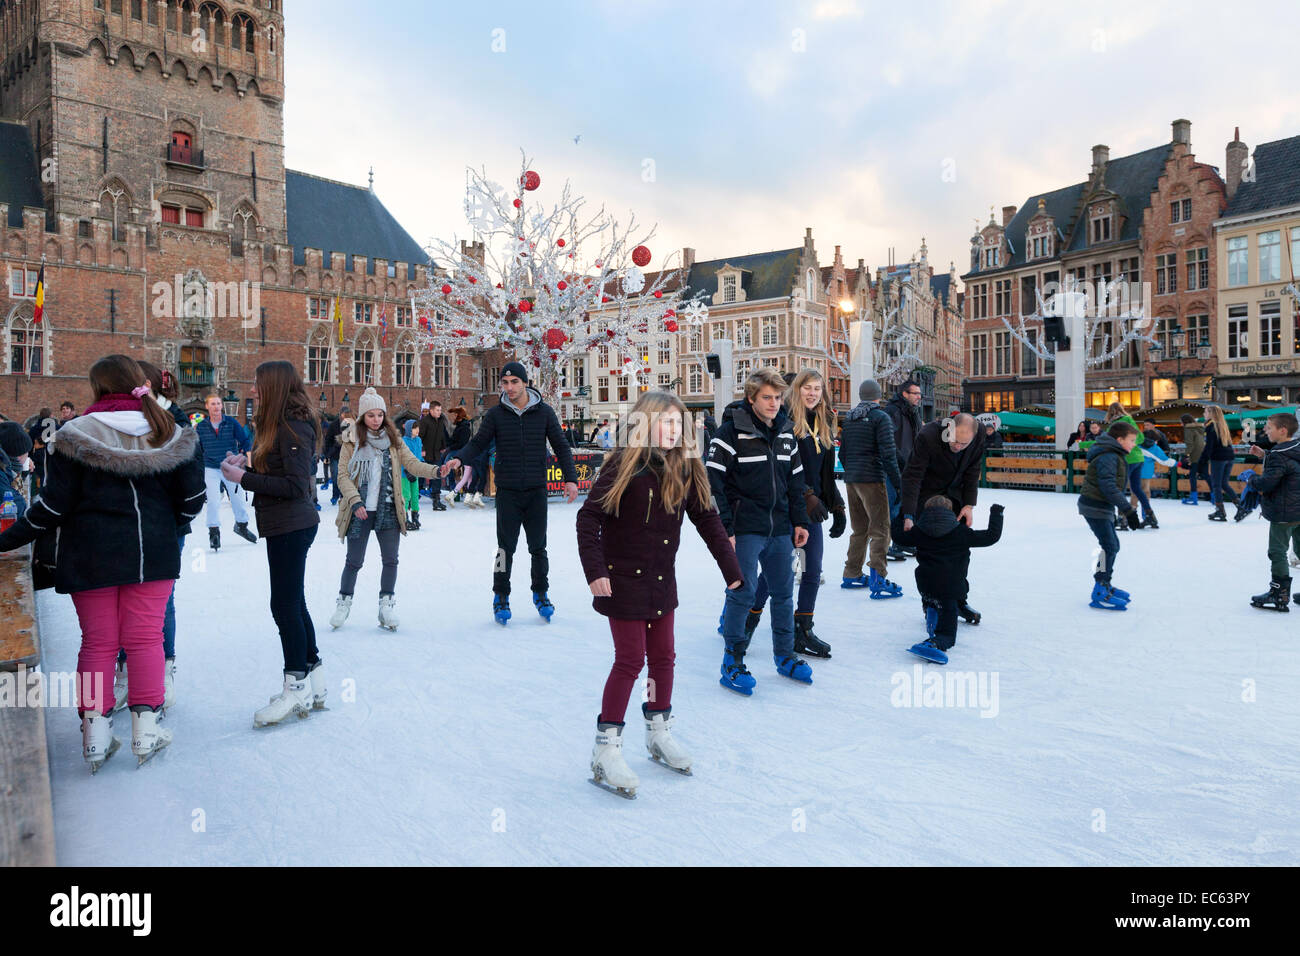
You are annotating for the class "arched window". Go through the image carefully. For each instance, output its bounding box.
[352,330,377,386]
[7,307,43,376]
[306,325,332,385]
[231,204,257,255]
[393,333,417,388]
[232,12,255,53]
[166,0,178,32]
[99,180,131,242]
[181,0,193,36]
[806,268,816,301]
[266,22,275,55]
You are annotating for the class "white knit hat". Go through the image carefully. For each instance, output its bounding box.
[357,387,386,418]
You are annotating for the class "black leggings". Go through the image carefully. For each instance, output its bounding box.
[266,524,319,676]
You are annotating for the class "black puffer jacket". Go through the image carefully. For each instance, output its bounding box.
[839,400,902,487]
[883,388,922,469]
[0,413,206,593]
[891,504,1003,600]
[1254,437,1300,523]
[237,418,321,537]
[1077,433,1136,520]
[706,400,809,537]
[451,387,577,491]
[901,420,985,518]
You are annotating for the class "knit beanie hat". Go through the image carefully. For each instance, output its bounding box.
[501,361,530,385]
[0,421,33,459]
[357,387,386,418]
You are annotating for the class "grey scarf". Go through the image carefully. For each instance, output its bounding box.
[348,429,391,512]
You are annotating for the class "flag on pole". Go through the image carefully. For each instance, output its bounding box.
[379,301,388,347]
[333,294,343,344]
[32,264,45,325]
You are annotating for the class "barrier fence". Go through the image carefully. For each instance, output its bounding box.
[980,443,1256,497]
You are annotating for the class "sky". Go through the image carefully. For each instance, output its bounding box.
[283,0,1300,288]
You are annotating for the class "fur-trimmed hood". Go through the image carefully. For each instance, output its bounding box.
[52,414,199,476]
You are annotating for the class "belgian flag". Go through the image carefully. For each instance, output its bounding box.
[32,264,44,325]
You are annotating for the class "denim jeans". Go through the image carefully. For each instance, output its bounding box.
[1126,462,1152,518]
[722,534,795,658]
[1210,459,1235,506]
[753,522,823,615]
[885,472,900,521]
[1084,515,1120,583]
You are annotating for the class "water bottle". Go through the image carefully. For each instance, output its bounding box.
[1,490,16,533]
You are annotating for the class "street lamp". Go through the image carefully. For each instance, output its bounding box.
[1147,324,1211,400]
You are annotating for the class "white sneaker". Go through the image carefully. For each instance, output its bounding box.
[253,673,313,727]
[308,659,327,710]
[130,708,173,766]
[329,594,352,629]
[163,659,176,711]
[644,707,692,772]
[378,593,398,630]
[110,662,128,714]
[82,711,121,774]
[591,722,639,795]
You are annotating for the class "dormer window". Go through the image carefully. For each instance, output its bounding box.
[722,274,737,303]
[983,246,1000,268]
[1090,205,1112,244]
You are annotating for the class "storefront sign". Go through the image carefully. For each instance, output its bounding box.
[1224,361,1296,376]
[546,451,605,496]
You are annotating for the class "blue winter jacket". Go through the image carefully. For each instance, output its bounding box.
[196,415,250,468]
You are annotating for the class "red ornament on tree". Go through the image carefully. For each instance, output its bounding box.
[653,290,663,299]
[606,329,616,338]
[533,358,541,367]
[454,328,470,337]
[632,245,652,267]
[521,170,541,191]
[545,328,567,351]
[664,309,676,317]
[664,319,679,333]
[468,276,477,284]
[556,238,566,247]
[440,283,452,294]
[557,280,568,291]
[518,299,533,313]
[513,198,522,208]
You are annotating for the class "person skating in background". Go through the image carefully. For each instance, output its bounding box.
[218,361,324,727]
[576,391,742,798]
[1204,405,1240,522]
[401,419,424,530]
[883,380,923,559]
[1180,413,1209,505]
[444,406,472,505]
[1129,426,1179,529]
[442,363,578,625]
[1243,413,1300,611]
[196,391,256,550]
[1066,420,1089,449]
[464,439,491,509]
[983,422,1004,453]
[709,368,812,694]
[1142,420,1171,455]
[25,406,51,493]
[1077,421,1143,611]
[741,369,845,658]
[58,400,76,427]
[0,354,205,771]
[323,408,352,506]
[891,497,1004,664]
[329,389,443,631]
[839,379,904,597]
[1104,402,1156,529]
[417,400,450,510]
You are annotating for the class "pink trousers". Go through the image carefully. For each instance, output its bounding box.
[71,580,174,714]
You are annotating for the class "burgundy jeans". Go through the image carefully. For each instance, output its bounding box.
[600,612,676,724]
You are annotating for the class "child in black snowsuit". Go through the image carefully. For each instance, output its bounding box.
[891,497,1003,664]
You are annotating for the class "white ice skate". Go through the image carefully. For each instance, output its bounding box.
[253,673,313,727]
[378,593,398,630]
[130,708,172,767]
[308,659,328,710]
[329,594,352,629]
[82,711,121,774]
[470,492,485,508]
[644,708,693,775]
[109,662,128,715]
[590,722,639,799]
[163,659,176,711]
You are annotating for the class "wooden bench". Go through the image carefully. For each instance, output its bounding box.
[0,547,56,866]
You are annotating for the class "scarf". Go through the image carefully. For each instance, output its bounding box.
[348,428,391,512]
[85,393,143,414]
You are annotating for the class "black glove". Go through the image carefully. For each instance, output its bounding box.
[829,510,846,538]
[990,503,1005,514]
[1125,510,1142,530]
[804,490,829,523]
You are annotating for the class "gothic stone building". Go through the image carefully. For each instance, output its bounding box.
[0,0,477,422]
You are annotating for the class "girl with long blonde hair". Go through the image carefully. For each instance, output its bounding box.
[575,390,742,798]
[1203,405,1240,520]
[739,369,845,658]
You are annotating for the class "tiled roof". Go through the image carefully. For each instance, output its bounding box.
[930,273,952,305]
[682,247,803,304]
[0,121,44,227]
[285,170,428,277]
[1223,135,1300,217]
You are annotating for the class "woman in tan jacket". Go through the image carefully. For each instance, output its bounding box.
[328,388,441,631]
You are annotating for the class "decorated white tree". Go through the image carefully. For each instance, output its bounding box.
[411,153,709,403]
[828,282,922,385]
[1001,277,1155,368]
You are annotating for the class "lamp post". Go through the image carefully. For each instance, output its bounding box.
[1147,324,1211,401]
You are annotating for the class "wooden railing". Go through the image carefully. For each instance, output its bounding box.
[981,443,1256,497]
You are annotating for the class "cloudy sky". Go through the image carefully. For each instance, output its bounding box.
[284,0,1300,287]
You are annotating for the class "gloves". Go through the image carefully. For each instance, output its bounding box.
[990,503,1005,514]
[804,490,829,523]
[829,509,846,538]
[1125,510,1142,530]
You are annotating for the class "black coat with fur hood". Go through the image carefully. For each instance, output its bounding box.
[0,412,206,593]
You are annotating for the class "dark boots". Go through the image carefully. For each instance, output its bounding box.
[1141,513,1159,529]
[957,600,981,625]
[233,522,258,543]
[1208,505,1228,521]
[793,614,831,659]
[209,527,220,551]
[1251,577,1290,612]
[408,510,421,530]
[743,608,762,639]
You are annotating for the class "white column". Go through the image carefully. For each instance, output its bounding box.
[849,319,876,402]
[712,338,734,423]
[1053,292,1089,451]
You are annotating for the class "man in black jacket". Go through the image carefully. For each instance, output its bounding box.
[417,401,450,510]
[443,362,578,624]
[901,413,986,530]
[838,380,903,597]
[708,367,812,693]
[883,380,923,557]
[322,407,351,506]
[1246,412,1300,610]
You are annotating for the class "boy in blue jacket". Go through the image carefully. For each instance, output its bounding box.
[1246,412,1300,611]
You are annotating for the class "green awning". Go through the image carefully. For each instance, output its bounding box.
[993,412,1055,435]
[1224,405,1297,428]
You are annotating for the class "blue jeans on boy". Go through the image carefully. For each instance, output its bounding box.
[722,534,795,658]
[752,522,823,615]
[1084,515,1119,583]
[119,532,185,664]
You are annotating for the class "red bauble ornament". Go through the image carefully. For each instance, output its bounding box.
[664,319,679,333]
[496,283,503,289]
[521,170,540,191]
[632,245,652,267]
[653,290,663,299]
[601,295,611,303]
[518,299,532,312]
[468,276,477,284]
[545,328,567,351]
[606,329,616,338]
[533,358,541,367]
[557,280,568,291]
[664,309,676,317]
[440,283,452,294]
[454,328,470,337]
[556,238,566,247]
[513,198,522,208]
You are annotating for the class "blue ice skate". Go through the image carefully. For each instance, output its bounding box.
[720,650,756,696]
[841,574,870,589]
[907,639,949,664]
[774,654,813,684]
[868,568,903,599]
[533,591,554,621]
[1089,582,1128,610]
[492,594,511,625]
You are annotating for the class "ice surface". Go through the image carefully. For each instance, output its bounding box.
[38,489,1299,865]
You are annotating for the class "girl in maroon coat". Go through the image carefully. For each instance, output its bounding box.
[576,392,742,798]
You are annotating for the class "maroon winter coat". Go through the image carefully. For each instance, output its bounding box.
[576,453,742,621]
